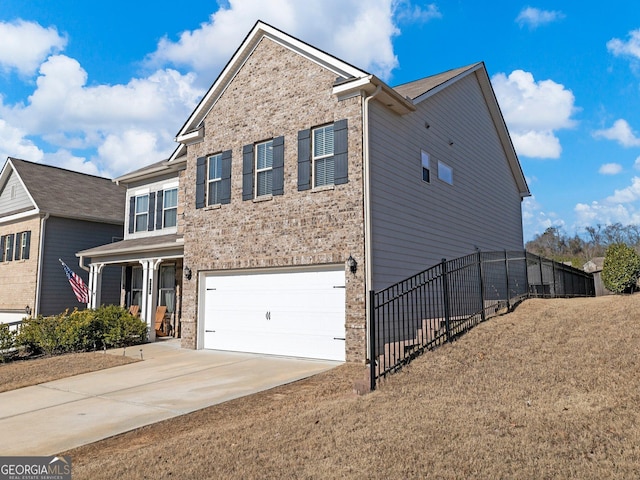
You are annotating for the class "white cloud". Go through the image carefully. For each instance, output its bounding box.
[574,177,640,227]
[394,1,442,23]
[0,20,67,76]
[599,163,623,175]
[522,195,566,240]
[0,118,44,162]
[492,70,577,158]
[146,0,401,82]
[593,119,640,147]
[634,156,640,170]
[607,29,640,60]
[515,7,565,29]
[96,130,169,177]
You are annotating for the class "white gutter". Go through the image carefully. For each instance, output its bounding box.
[34,213,49,316]
[362,85,382,361]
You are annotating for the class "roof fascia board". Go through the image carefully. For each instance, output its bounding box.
[3,159,40,212]
[115,157,186,186]
[0,209,40,224]
[333,75,416,114]
[177,21,369,139]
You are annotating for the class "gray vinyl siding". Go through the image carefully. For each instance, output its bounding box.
[39,217,122,315]
[0,171,33,216]
[369,72,524,290]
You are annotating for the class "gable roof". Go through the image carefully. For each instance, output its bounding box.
[393,63,482,100]
[0,158,126,224]
[115,154,186,186]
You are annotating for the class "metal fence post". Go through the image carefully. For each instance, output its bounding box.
[504,250,511,310]
[477,251,486,323]
[441,258,452,342]
[369,289,377,391]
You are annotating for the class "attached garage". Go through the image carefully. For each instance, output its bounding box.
[200,266,346,361]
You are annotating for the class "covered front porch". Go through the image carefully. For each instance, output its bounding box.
[77,234,184,342]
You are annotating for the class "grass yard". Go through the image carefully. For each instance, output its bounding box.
[51,295,640,478]
[0,351,138,393]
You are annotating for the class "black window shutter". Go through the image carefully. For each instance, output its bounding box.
[148,192,155,231]
[6,234,13,262]
[14,233,21,261]
[297,129,311,191]
[23,231,31,260]
[272,136,285,195]
[334,119,349,185]
[220,150,232,204]
[242,144,254,201]
[196,156,206,209]
[156,190,164,230]
[128,197,136,233]
[0,236,4,262]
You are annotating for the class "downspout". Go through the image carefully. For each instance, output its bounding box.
[362,85,382,361]
[34,213,49,316]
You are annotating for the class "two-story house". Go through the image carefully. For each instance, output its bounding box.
[0,158,125,323]
[76,158,185,341]
[164,22,530,363]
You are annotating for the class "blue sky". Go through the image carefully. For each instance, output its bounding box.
[1,1,640,241]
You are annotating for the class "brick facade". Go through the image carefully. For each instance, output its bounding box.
[0,215,41,312]
[180,38,367,362]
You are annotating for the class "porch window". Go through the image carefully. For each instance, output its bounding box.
[158,265,176,314]
[163,188,178,228]
[134,195,149,232]
[131,266,143,306]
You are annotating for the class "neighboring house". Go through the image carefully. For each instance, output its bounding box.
[164,21,530,363]
[0,158,125,323]
[76,158,185,341]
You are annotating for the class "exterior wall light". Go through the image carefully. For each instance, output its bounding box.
[25,305,32,316]
[347,255,357,274]
[184,267,192,280]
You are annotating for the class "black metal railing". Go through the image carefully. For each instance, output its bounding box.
[369,251,595,390]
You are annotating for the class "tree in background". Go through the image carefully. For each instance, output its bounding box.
[601,243,640,294]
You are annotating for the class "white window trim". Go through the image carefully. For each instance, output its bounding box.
[162,187,178,228]
[207,153,222,206]
[438,160,454,185]
[134,194,149,232]
[312,124,335,188]
[255,139,274,198]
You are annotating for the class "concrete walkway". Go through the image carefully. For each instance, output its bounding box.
[0,339,340,456]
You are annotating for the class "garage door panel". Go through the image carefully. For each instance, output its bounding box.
[203,268,346,361]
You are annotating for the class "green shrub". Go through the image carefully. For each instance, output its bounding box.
[0,323,16,362]
[602,243,640,294]
[15,305,148,357]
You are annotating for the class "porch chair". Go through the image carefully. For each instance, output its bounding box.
[155,306,168,337]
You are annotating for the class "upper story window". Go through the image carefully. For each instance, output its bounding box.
[242,137,283,201]
[134,194,149,232]
[313,124,335,187]
[255,140,274,197]
[438,161,453,185]
[207,153,222,205]
[297,119,348,191]
[163,188,178,228]
[421,150,431,183]
[1,234,13,262]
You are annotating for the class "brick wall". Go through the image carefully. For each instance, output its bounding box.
[180,37,367,362]
[0,215,41,312]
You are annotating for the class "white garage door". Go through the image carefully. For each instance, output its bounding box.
[202,267,346,361]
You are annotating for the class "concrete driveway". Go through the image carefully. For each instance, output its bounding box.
[0,339,340,456]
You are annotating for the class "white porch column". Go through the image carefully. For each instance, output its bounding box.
[88,263,104,309]
[141,259,162,342]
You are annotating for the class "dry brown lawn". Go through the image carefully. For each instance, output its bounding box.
[58,295,640,479]
[0,351,137,393]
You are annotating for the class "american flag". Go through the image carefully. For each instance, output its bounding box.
[60,259,89,304]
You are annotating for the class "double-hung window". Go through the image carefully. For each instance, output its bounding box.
[1,234,13,262]
[208,153,223,205]
[313,124,335,187]
[134,194,149,232]
[163,188,178,228]
[255,140,274,197]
